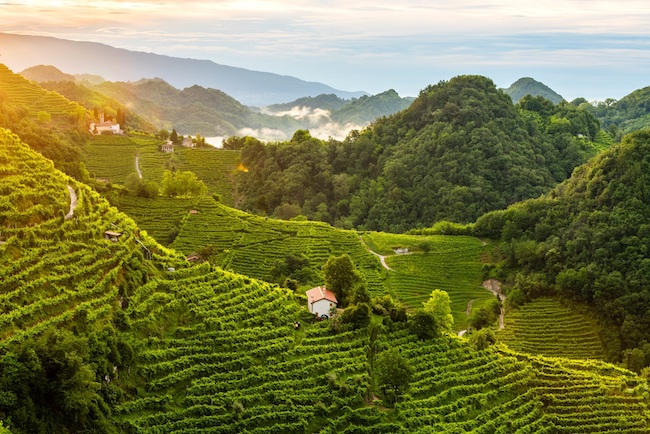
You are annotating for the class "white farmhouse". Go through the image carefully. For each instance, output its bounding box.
[306,286,338,319]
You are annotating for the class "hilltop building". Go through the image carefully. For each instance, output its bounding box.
[306,286,338,319]
[89,113,121,135]
[160,142,174,153]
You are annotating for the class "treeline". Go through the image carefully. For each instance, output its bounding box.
[235,76,601,232]
[473,130,650,368]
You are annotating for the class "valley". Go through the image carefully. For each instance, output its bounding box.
[1,58,650,433]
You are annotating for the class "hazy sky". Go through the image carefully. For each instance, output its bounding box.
[2,0,650,100]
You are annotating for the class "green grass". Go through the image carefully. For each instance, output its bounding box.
[111,196,202,246]
[363,232,492,331]
[498,297,607,360]
[171,200,384,293]
[84,135,137,183]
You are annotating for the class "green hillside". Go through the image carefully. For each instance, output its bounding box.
[499,298,607,360]
[474,129,650,366]
[362,232,493,331]
[170,199,385,293]
[586,86,650,137]
[503,77,564,104]
[0,63,88,178]
[331,89,414,125]
[2,128,650,433]
[236,75,603,232]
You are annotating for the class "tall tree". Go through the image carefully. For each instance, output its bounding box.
[322,254,361,307]
[423,289,454,333]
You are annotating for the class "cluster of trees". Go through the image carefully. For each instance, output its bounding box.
[160,170,207,197]
[581,87,650,139]
[234,76,601,232]
[473,130,650,367]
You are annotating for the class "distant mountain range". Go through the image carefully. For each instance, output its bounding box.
[503,77,565,104]
[20,64,412,140]
[0,33,366,106]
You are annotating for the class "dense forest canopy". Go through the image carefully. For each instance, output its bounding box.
[474,130,650,363]
[236,75,601,232]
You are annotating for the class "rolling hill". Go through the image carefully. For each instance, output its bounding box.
[2,127,649,433]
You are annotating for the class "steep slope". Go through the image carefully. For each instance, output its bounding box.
[587,86,650,136]
[504,77,564,104]
[235,76,601,232]
[474,129,650,365]
[0,33,365,106]
[1,128,649,433]
[0,63,88,178]
[331,89,414,125]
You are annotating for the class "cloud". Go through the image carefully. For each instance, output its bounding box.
[2,1,650,100]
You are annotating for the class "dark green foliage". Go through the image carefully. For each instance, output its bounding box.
[375,349,413,404]
[585,87,650,137]
[0,330,116,433]
[468,298,501,330]
[322,254,362,307]
[235,75,599,231]
[270,254,315,286]
[474,130,650,364]
[409,309,438,340]
[340,303,371,330]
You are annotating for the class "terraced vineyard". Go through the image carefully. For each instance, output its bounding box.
[0,128,181,348]
[112,196,202,245]
[362,233,492,330]
[84,135,137,183]
[2,126,650,433]
[175,147,240,205]
[87,133,239,204]
[498,297,607,360]
[0,63,85,125]
[118,267,370,433]
[172,199,385,293]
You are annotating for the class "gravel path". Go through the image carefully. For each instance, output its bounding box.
[65,185,78,220]
[135,155,143,178]
[359,236,394,271]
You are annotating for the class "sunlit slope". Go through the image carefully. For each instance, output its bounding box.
[362,232,492,331]
[0,128,182,348]
[499,298,607,360]
[83,133,240,204]
[171,199,384,292]
[0,63,85,124]
[2,127,650,433]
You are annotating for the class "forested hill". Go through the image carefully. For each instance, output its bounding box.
[474,129,650,365]
[236,75,602,231]
[585,86,650,138]
[503,77,564,104]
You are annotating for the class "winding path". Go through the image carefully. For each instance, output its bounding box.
[135,155,143,179]
[65,185,78,220]
[359,236,394,271]
[458,279,506,336]
[483,279,506,330]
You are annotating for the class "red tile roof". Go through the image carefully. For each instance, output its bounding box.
[306,286,338,305]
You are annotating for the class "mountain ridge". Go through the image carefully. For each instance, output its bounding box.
[0,33,366,106]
